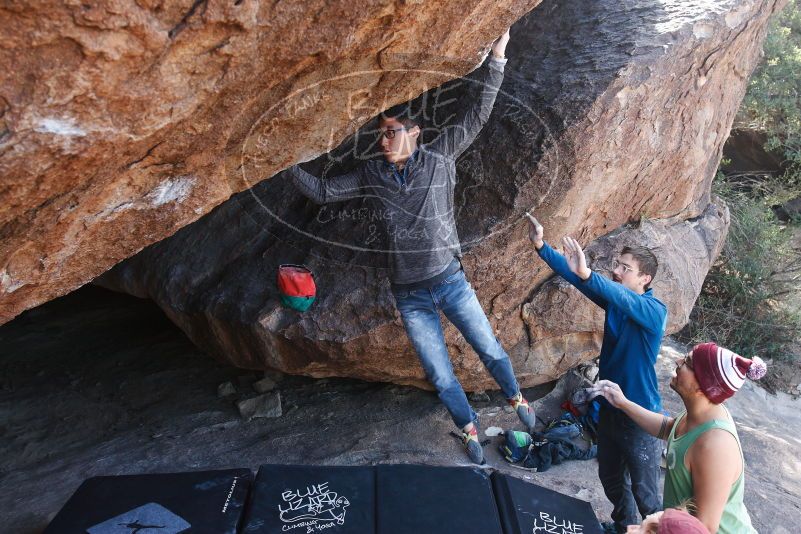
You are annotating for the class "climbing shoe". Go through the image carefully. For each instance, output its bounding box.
[461,424,485,465]
[509,392,536,432]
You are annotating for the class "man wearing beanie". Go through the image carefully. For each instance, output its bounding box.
[597,342,766,533]
[526,214,667,532]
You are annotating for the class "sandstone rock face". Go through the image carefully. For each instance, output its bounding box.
[0,0,539,323]
[97,0,778,390]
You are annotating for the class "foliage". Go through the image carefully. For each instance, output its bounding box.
[738,0,801,192]
[684,179,801,361]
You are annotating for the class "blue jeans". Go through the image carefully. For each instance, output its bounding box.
[392,269,520,429]
[597,406,662,532]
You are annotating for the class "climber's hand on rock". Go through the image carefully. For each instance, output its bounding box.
[524,212,544,250]
[492,29,510,59]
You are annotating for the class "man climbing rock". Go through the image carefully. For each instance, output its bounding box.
[525,213,667,532]
[596,342,764,533]
[288,29,535,464]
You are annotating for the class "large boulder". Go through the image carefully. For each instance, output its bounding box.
[0,0,539,323]
[97,0,777,390]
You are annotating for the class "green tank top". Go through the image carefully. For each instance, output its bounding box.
[664,408,756,534]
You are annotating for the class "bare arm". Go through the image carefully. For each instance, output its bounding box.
[596,380,675,439]
[691,430,742,533]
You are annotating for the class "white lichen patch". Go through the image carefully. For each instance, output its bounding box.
[145,175,196,207]
[89,175,197,223]
[34,118,87,137]
[0,269,25,294]
[693,22,715,39]
[725,2,752,29]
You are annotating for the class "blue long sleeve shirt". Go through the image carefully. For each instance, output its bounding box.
[537,242,667,412]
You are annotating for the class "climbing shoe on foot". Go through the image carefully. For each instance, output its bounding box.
[461,424,485,465]
[509,392,536,432]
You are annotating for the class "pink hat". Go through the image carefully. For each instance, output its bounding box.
[692,342,767,404]
[659,508,709,533]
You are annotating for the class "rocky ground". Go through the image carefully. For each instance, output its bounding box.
[1,286,799,533]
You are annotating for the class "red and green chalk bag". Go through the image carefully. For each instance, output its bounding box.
[277,264,316,312]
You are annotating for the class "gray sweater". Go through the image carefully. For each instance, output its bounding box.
[290,56,506,286]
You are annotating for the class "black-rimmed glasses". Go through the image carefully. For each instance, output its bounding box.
[379,127,405,139]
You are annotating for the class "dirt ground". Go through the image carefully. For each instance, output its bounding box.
[1,286,799,533]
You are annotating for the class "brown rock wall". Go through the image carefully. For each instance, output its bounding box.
[96,0,780,389]
[0,0,539,322]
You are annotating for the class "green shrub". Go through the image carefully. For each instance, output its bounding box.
[684,180,800,361]
[738,0,801,192]
[690,3,801,363]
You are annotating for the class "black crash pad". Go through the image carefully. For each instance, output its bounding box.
[44,468,252,534]
[376,464,503,534]
[492,472,603,534]
[241,464,375,533]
